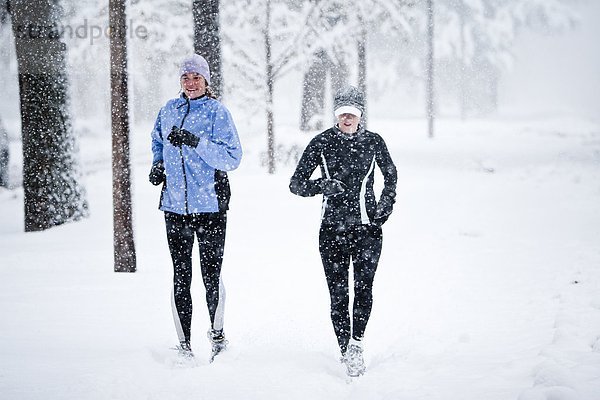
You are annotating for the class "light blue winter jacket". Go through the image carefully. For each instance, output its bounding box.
[151,94,242,214]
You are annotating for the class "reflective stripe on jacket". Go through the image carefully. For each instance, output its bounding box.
[290,125,397,230]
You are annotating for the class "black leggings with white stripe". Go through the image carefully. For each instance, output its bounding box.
[319,224,383,354]
[164,211,227,344]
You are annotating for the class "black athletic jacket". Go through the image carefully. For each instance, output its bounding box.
[290,125,397,230]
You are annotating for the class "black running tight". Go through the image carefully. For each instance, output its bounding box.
[319,224,382,354]
[164,211,227,344]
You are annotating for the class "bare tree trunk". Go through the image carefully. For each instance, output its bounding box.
[426,0,435,138]
[193,0,222,96]
[459,0,467,121]
[357,18,368,126]
[0,115,9,187]
[300,50,327,131]
[265,0,275,174]
[9,0,88,232]
[489,69,498,112]
[301,50,348,131]
[109,0,136,273]
[0,2,7,24]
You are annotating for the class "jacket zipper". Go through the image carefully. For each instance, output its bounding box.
[178,98,191,214]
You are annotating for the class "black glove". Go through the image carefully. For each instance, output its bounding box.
[167,126,200,148]
[149,161,165,186]
[372,197,393,226]
[319,179,346,196]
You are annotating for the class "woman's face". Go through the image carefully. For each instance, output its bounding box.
[181,72,207,99]
[337,113,360,134]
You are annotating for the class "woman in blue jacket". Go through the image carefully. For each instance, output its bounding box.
[149,54,242,360]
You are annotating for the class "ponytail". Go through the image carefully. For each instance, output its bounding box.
[205,86,217,99]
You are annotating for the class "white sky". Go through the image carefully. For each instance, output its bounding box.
[1,1,599,126]
[499,1,600,120]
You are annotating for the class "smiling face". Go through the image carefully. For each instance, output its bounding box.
[337,113,360,134]
[180,72,207,99]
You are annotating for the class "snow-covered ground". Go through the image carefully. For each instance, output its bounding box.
[1,117,599,400]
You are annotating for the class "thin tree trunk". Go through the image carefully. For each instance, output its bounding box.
[426,0,435,138]
[357,18,368,126]
[0,115,9,187]
[300,50,327,131]
[459,0,466,120]
[9,0,88,231]
[193,0,222,96]
[490,70,498,112]
[329,52,348,127]
[265,0,275,174]
[300,50,348,131]
[109,0,136,273]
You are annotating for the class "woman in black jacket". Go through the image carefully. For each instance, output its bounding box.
[290,86,397,377]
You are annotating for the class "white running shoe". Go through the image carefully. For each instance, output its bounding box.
[208,329,228,362]
[175,340,194,359]
[343,339,366,377]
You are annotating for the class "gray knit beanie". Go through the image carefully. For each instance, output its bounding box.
[179,54,211,85]
[334,85,364,117]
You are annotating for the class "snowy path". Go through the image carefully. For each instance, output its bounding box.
[1,119,599,399]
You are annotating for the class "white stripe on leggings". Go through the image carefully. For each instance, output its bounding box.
[213,275,226,331]
[171,289,185,343]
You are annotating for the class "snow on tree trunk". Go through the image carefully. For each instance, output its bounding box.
[264,0,275,175]
[0,115,9,188]
[109,0,136,273]
[357,16,367,127]
[9,0,88,232]
[193,0,222,96]
[458,0,467,121]
[425,0,435,139]
[300,50,348,131]
[300,51,328,132]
